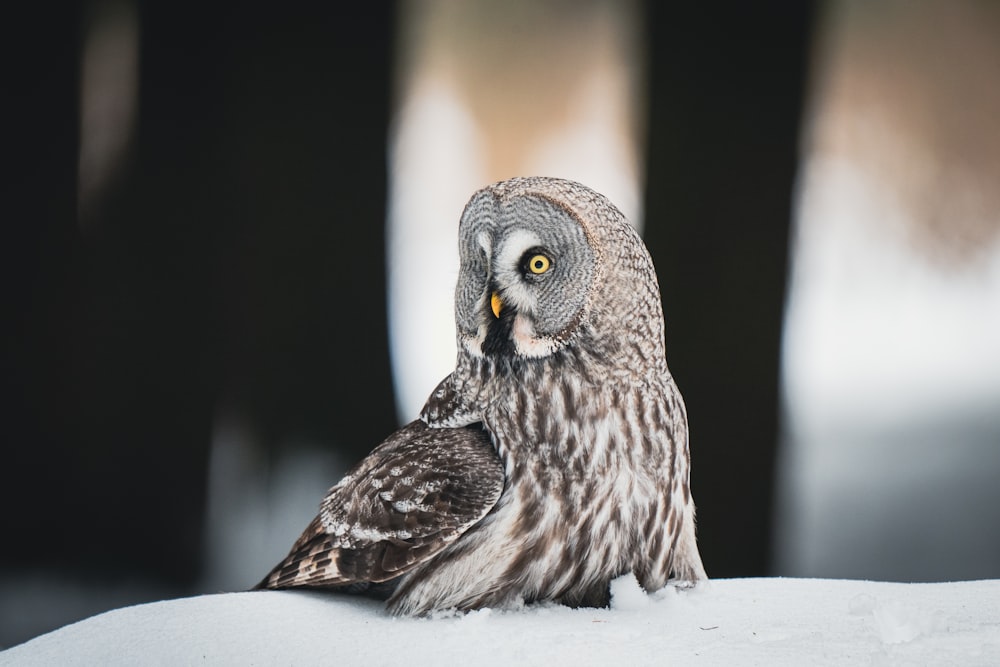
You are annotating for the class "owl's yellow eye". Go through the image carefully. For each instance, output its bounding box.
[527,254,551,274]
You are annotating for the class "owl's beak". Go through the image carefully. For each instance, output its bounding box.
[490,291,503,318]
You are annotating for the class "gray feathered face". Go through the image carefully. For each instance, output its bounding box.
[455,191,598,359]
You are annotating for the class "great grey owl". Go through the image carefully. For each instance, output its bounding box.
[256,176,707,614]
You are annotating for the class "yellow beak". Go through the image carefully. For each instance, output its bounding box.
[490,291,503,319]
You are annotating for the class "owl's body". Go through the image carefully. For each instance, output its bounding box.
[257,177,706,614]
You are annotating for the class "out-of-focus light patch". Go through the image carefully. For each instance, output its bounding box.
[527,66,644,231]
[775,1,1000,582]
[201,410,347,593]
[387,78,487,422]
[776,148,1000,581]
[783,154,1000,433]
[78,0,138,230]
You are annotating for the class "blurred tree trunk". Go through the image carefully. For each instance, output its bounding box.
[643,3,814,577]
[2,3,396,588]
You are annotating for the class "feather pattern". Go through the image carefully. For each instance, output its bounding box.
[256,421,503,590]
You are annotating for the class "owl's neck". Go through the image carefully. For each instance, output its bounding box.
[424,333,668,427]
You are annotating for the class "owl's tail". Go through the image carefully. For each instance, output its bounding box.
[252,516,339,590]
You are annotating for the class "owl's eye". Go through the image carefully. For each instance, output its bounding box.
[524,253,552,275]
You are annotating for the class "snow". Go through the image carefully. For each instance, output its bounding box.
[4,578,999,666]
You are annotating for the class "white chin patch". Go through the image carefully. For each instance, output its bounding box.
[462,327,487,358]
[512,314,558,358]
[463,317,557,358]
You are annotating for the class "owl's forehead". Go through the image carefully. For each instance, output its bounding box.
[460,192,586,252]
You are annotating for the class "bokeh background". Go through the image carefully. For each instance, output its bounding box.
[4,0,999,649]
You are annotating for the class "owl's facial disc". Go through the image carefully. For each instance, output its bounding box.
[456,196,596,359]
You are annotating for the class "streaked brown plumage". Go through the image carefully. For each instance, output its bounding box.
[257,177,706,614]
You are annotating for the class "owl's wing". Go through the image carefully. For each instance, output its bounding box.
[256,420,504,590]
[420,373,482,427]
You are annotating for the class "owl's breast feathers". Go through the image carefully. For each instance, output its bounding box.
[390,365,691,613]
[258,350,698,613]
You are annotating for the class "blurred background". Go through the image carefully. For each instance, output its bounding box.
[3,0,999,649]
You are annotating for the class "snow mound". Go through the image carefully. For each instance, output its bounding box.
[609,572,651,611]
[3,578,999,666]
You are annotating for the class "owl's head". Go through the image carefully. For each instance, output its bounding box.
[454,177,665,370]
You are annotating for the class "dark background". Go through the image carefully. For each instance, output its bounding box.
[2,1,811,645]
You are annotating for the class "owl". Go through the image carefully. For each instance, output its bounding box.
[256,176,707,614]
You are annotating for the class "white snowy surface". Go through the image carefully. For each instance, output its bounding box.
[4,577,999,666]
